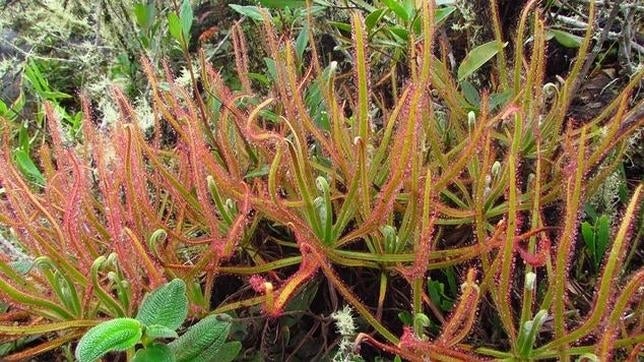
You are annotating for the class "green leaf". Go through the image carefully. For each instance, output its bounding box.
[13,148,45,187]
[397,311,413,325]
[75,318,143,362]
[457,41,506,81]
[295,22,309,62]
[435,6,456,24]
[179,0,193,43]
[167,12,183,43]
[133,344,176,362]
[244,165,270,179]
[229,5,266,21]
[461,80,480,107]
[133,2,156,31]
[195,341,241,362]
[489,90,511,110]
[365,9,386,30]
[427,280,453,312]
[382,0,411,21]
[136,279,188,330]
[548,29,583,48]
[517,310,548,356]
[387,26,409,42]
[263,57,277,81]
[259,0,306,8]
[581,221,594,254]
[595,215,610,266]
[170,314,232,362]
[144,324,179,341]
[329,21,351,32]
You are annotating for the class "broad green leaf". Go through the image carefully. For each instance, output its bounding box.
[457,41,506,81]
[415,6,456,34]
[461,80,480,107]
[259,0,306,8]
[179,0,193,43]
[263,57,277,81]
[229,5,266,21]
[167,12,182,43]
[170,314,232,362]
[144,324,179,341]
[435,6,456,24]
[382,0,411,21]
[136,279,188,330]
[75,318,143,362]
[548,29,583,48]
[489,90,511,110]
[133,3,156,31]
[133,344,175,362]
[387,26,409,42]
[365,9,386,30]
[193,341,241,362]
[13,148,45,187]
[295,22,309,61]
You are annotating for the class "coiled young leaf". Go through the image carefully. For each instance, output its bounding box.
[75,318,143,362]
[136,279,188,329]
[169,314,232,362]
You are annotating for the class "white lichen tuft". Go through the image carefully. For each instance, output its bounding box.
[331,305,363,362]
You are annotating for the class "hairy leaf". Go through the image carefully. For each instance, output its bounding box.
[75,318,143,362]
[144,324,179,341]
[133,344,175,362]
[169,314,232,362]
[136,279,188,330]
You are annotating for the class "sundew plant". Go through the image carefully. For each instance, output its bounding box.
[0,1,642,361]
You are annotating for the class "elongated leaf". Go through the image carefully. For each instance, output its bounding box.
[136,279,188,330]
[179,0,193,42]
[295,22,309,61]
[581,221,594,256]
[457,41,506,81]
[75,318,143,362]
[169,314,232,362]
[13,148,45,187]
[365,9,386,30]
[229,5,265,21]
[595,215,610,266]
[167,12,182,43]
[133,3,156,31]
[548,29,583,48]
[435,6,456,24]
[259,0,306,8]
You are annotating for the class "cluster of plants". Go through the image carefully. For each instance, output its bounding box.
[0,0,642,361]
